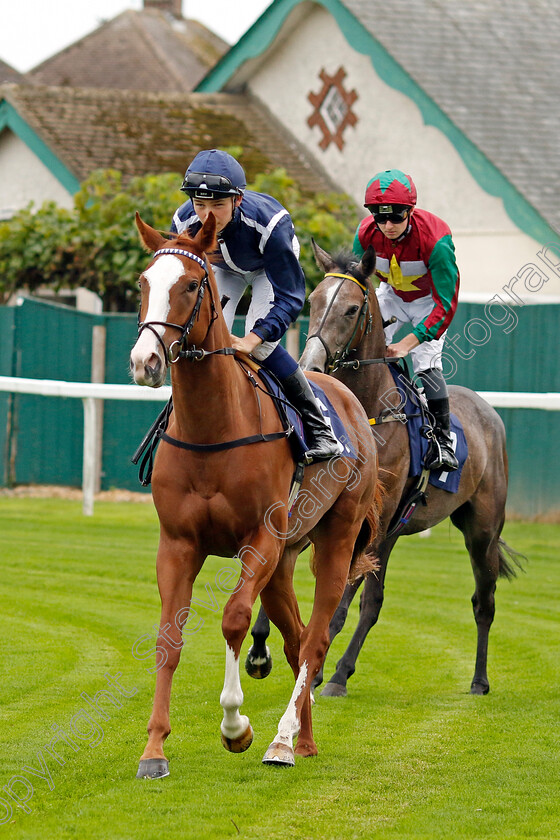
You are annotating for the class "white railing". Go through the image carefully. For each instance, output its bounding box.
[1,374,559,515]
[0,376,170,515]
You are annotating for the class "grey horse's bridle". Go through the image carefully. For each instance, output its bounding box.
[306,272,372,372]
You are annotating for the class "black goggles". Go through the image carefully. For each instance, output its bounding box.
[181,171,238,195]
[372,208,410,224]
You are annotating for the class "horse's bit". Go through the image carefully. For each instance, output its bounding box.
[306,271,372,372]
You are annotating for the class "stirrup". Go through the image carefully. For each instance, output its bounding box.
[425,438,458,472]
[304,437,341,465]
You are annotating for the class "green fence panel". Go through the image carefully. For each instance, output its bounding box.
[442,303,560,392]
[7,298,95,486]
[499,408,559,519]
[0,307,16,484]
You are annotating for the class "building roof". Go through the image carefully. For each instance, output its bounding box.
[198,0,560,239]
[0,59,28,85]
[342,0,559,237]
[28,8,228,93]
[0,83,334,194]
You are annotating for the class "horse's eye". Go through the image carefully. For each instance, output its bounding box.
[187,280,198,292]
[345,305,360,317]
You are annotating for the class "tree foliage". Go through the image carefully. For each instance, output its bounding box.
[0,167,358,311]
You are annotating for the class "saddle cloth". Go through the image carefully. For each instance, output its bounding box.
[388,365,468,493]
[257,368,357,462]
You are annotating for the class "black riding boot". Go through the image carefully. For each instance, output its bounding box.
[425,397,459,471]
[281,367,341,464]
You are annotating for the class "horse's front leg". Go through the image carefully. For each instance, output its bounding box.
[137,539,203,779]
[220,529,283,753]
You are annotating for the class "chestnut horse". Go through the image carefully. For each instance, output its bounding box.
[129,214,381,776]
[247,241,523,698]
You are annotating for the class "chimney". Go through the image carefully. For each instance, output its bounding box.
[143,0,183,18]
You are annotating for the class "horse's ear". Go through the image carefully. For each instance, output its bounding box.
[357,246,376,279]
[135,212,167,253]
[311,238,336,272]
[195,213,217,254]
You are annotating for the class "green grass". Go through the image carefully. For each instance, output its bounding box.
[0,499,558,839]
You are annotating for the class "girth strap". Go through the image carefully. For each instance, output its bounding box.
[160,429,289,453]
[386,468,430,539]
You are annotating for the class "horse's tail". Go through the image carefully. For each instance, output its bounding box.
[348,480,385,584]
[498,537,527,580]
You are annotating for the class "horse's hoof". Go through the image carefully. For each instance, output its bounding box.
[294,742,318,758]
[470,681,490,695]
[262,742,295,767]
[221,724,254,753]
[245,645,272,679]
[320,682,347,698]
[136,758,169,779]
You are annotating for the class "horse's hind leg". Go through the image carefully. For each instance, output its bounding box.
[245,604,273,679]
[293,531,361,754]
[263,525,362,763]
[255,573,366,694]
[259,547,306,766]
[451,500,505,695]
[220,529,285,753]
[311,575,363,692]
[321,540,393,697]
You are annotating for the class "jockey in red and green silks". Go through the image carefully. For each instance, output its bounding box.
[354,168,460,471]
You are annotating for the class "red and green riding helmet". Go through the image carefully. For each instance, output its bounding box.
[364,169,417,211]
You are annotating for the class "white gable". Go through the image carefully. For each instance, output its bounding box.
[244,6,559,298]
[0,129,73,219]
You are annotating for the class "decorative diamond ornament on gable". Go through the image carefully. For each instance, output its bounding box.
[307,68,358,151]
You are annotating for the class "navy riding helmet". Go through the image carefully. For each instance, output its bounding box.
[181,150,247,200]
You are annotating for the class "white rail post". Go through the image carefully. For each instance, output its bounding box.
[82,397,97,516]
[91,325,106,494]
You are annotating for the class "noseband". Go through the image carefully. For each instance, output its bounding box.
[136,247,215,363]
[307,272,372,372]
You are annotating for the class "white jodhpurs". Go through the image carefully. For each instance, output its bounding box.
[214,265,279,362]
[376,283,446,373]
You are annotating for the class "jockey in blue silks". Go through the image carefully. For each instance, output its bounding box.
[171,149,340,464]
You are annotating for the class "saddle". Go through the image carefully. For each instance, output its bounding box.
[382,360,468,537]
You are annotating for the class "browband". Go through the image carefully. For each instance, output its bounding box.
[154,248,207,270]
[324,272,368,292]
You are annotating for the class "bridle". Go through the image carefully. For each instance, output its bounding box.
[306,272,372,372]
[136,247,221,364]
[131,247,291,477]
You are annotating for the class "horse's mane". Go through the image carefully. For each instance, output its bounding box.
[331,249,359,274]
[329,248,376,287]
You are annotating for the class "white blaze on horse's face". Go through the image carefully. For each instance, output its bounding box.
[130,254,185,387]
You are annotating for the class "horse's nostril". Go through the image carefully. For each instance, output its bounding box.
[310,365,323,373]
